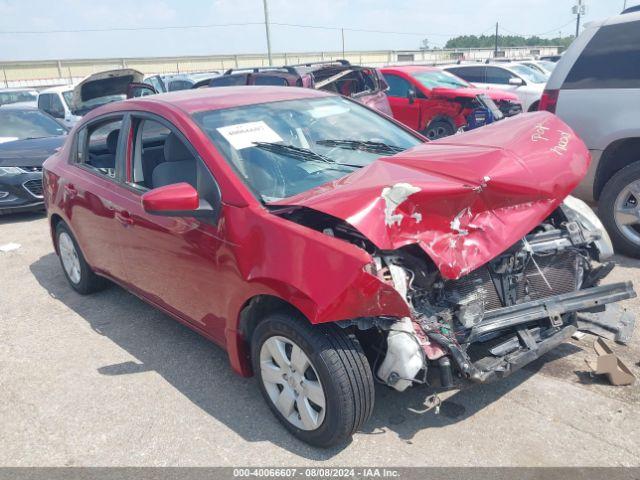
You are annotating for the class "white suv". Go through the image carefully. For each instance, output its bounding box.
[540,10,640,257]
[37,85,81,128]
[443,63,546,111]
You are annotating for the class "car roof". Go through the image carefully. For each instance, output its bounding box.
[39,85,74,94]
[103,85,333,115]
[381,65,440,73]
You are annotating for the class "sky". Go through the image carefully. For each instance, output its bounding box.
[0,0,634,61]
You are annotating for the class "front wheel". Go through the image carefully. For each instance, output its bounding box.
[422,120,455,140]
[251,313,374,447]
[599,162,640,258]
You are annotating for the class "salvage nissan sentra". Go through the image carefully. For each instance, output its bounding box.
[43,87,636,447]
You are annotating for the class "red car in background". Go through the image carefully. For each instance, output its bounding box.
[381,65,522,139]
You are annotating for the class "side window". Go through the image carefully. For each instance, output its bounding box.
[37,94,51,112]
[75,117,124,179]
[146,76,164,92]
[210,74,248,87]
[128,117,196,191]
[253,75,289,86]
[485,67,514,85]
[447,67,485,83]
[563,20,640,89]
[49,94,65,116]
[168,80,193,91]
[383,74,411,97]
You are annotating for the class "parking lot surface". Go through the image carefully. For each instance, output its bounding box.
[1,211,639,466]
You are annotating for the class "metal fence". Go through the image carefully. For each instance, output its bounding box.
[1,46,561,88]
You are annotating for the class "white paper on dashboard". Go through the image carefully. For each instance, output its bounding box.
[217,121,283,150]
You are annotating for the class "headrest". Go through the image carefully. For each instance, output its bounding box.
[163,133,193,162]
[106,129,120,154]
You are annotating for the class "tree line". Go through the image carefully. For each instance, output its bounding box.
[442,34,574,49]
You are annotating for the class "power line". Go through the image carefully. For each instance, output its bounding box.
[0,21,475,38]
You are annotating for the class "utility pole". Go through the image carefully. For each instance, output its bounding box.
[573,0,586,37]
[262,0,273,66]
[341,28,345,58]
[494,22,498,57]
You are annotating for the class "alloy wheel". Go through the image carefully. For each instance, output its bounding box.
[259,335,326,431]
[58,231,81,284]
[613,179,640,247]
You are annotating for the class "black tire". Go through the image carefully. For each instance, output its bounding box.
[599,162,640,258]
[251,312,374,447]
[423,120,455,140]
[55,222,108,294]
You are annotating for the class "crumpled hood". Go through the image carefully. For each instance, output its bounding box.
[272,112,590,279]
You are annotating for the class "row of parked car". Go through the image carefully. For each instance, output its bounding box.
[1,8,639,257]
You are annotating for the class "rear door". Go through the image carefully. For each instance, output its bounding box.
[113,113,228,342]
[63,114,128,281]
[382,73,421,130]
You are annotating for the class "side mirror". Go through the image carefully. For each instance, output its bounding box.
[508,77,524,86]
[142,182,216,219]
[407,88,416,104]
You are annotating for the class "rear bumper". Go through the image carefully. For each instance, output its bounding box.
[423,282,636,383]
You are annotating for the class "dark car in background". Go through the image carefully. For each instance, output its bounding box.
[0,88,39,107]
[0,106,67,214]
[207,60,392,115]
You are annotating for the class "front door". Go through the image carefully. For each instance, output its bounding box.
[113,114,228,342]
[382,73,421,130]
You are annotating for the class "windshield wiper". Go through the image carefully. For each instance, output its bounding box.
[316,139,407,155]
[252,142,360,168]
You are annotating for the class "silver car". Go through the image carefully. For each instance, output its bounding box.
[540,10,640,257]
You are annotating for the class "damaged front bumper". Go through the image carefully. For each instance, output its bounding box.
[421,282,636,384]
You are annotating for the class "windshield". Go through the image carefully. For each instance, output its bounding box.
[0,90,37,106]
[510,64,548,84]
[193,96,421,202]
[0,109,66,140]
[412,70,470,89]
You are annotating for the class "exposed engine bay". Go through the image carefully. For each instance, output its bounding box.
[273,195,636,392]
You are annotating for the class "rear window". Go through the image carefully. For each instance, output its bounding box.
[563,20,640,89]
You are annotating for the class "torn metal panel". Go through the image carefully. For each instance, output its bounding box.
[271,112,590,280]
[577,304,636,344]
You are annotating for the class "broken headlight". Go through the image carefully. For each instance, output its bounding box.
[561,195,614,261]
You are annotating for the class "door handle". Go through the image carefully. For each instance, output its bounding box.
[64,184,77,198]
[115,210,134,226]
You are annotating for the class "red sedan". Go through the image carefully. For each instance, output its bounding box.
[43,86,634,446]
[381,65,522,139]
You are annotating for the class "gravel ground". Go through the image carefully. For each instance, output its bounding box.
[1,211,639,467]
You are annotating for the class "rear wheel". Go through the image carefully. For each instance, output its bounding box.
[423,120,455,140]
[251,312,374,447]
[55,222,108,294]
[599,161,640,258]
